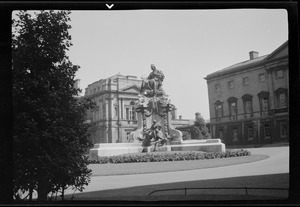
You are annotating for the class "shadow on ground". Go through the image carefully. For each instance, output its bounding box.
[64,173,289,202]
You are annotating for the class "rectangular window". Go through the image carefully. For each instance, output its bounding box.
[279,93,287,107]
[216,105,222,118]
[276,70,283,78]
[228,80,235,89]
[126,108,130,120]
[264,124,270,139]
[262,98,269,111]
[232,128,238,142]
[230,102,237,119]
[280,122,287,138]
[215,84,221,93]
[245,100,252,113]
[259,73,266,82]
[261,97,269,116]
[248,126,254,141]
[243,77,249,86]
[126,107,136,120]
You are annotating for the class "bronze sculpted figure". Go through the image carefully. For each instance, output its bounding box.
[140,121,168,152]
[140,64,165,97]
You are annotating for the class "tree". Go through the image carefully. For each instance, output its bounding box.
[191,116,211,139]
[12,10,95,201]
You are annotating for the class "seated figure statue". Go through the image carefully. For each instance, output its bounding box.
[141,121,168,152]
[140,64,165,97]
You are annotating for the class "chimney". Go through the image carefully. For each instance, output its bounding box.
[171,107,177,120]
[249,51,259,60]
[179,115,182,120]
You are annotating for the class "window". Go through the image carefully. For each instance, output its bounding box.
[258,91,270,116]
[247,126,254,141]
[228,80,235,89]
[259,73,266,82]
[280,122,287,138]
[216,105,222,117]
[275,70,284,79]
[230,102,237,115]
[275,88,288,108]
[214,100,223,121]
[264,124,270,139]
[262,98,269,111]
[243,77,250,86]
[232,128,238,142]
[228,97,238,120]
[242,94,253,116]
[245,101,252,113]
[126,107,136,120]
[279,93,287,107]
[215,84,221,93]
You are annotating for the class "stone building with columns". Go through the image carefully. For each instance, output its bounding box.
[84,74,192,144]
[204,40,289,146]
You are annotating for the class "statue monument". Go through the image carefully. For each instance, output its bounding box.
[89,64,225,157]
[130,64,183,152]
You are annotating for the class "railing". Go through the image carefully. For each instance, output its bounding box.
[148,187,289,196]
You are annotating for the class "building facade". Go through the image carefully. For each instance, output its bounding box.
[84,74,191,144]
[204,41,289,146]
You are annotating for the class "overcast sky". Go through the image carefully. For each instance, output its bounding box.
[14,8,288,120]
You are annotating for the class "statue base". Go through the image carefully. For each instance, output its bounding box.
[142,145,171,153]
[89,139,225,158]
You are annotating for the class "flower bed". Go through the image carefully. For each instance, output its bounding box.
[88,149,251,164]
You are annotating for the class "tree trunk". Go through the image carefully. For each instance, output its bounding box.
[61,187,65,201]
[29,187,33,201]
[37,175,49,202]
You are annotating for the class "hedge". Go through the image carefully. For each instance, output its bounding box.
[88,149,251,164]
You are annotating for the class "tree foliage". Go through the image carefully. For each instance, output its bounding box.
[191,116,211,139]
[12,10,95,201]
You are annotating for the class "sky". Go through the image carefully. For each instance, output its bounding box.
[14,8,288,120]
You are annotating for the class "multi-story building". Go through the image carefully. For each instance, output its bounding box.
[204,40,289,146]
[84,74,191,144]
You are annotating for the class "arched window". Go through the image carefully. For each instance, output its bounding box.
[227,97,238,120]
